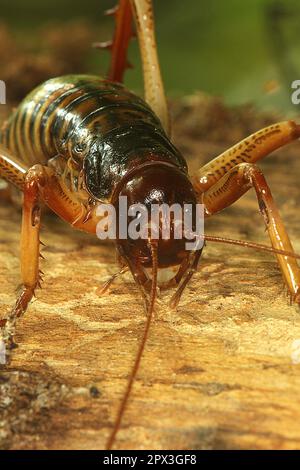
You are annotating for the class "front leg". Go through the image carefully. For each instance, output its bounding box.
[0,153,101,349]
[193,121,300,193]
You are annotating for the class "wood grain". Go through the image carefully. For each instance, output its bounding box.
[1,96,300,450]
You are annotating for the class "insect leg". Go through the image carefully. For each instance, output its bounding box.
[130,0,170,134]
[0,144,28,190]
[98,265,129,295]
[101,1,169,132]
[201,162,300,302]
[193,121,300,193]
[0,154,102,344]
[104,0,134,83]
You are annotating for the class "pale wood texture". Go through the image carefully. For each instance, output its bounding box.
[1,96,300,450]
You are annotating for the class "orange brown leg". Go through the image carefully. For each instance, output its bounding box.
[193,120,300,194]
[98,265,129,295]
[201,162,300,302]
[105,0,134,83]
[102,0,170,133]
[0,152,102,347]
[0,165,43,347]
[169,249,203,309]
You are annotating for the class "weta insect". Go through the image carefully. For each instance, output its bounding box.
[1,0,300,450]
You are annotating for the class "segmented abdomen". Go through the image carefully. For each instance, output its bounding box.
[0,74,187,198]
[0,75,154,163]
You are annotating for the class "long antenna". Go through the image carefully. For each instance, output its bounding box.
[203,234,300,259]
[106,241,158,450]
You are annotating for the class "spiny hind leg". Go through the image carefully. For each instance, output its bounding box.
[0,145,27,205]
[193,121,300,193]
[201,162,300,303]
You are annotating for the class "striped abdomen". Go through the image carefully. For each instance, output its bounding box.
[0,75,187,198]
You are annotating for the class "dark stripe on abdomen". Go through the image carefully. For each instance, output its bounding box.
[0,75,175,171]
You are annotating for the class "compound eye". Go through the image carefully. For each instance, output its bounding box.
[83,153,103,200]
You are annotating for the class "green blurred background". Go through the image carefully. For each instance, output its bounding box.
[1,0,300,113]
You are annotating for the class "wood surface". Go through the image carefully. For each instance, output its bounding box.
[1,95,300,450]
